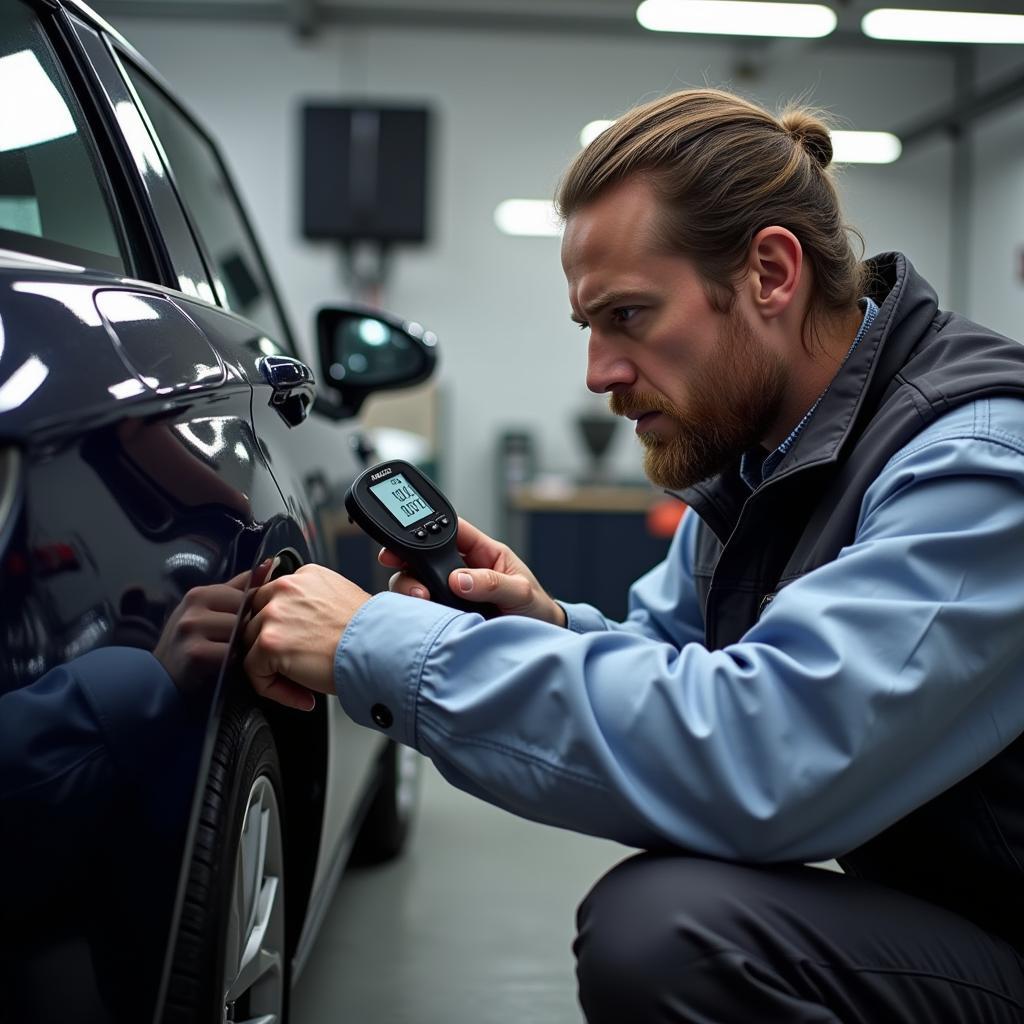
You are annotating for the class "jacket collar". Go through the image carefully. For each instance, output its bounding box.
[677,252,937,529]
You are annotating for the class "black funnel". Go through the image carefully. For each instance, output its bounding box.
[575,414,619,482]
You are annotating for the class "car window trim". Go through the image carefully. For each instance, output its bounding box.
[110,46,300,358]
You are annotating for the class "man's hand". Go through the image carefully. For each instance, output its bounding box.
[243,564,371,711]
[381,517,566,626]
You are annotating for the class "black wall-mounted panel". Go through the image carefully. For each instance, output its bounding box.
[302,104,430,244]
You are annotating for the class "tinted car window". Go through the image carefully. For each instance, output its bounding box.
[0,3,125,272]
[125,65,291,347]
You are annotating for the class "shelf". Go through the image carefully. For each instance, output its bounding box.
[508,482,663,513]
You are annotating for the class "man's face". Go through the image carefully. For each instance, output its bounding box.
[561,177,789,490]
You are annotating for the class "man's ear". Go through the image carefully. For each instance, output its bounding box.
[746,226,803,319]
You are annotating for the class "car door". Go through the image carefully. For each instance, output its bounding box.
[0,3,296,1022]
[102,20,392,958]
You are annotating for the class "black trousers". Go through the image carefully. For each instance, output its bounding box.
[574,855,1024,1023]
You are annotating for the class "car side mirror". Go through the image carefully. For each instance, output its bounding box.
[315,306,438,418]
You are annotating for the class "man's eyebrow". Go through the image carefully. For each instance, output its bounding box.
[569,290,641,325]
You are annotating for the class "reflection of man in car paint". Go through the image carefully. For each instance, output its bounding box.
[0,569,255,1020]
[243,88,1024,1022]
[0,570,252,850]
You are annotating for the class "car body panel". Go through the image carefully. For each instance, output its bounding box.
[250,390,388,915]
[0,272,290,1019]
[182,296,388,910]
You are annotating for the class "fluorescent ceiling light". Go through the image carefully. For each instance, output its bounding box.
[830,130,902,164]
[862,8,1024,44]
[0,51,76,153]
[494,200,562,237]
[581,120,615,147]
[637,0,837,38]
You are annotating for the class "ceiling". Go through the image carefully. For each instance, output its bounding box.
[86,0,1024,159]
[89,0,1024,41]
[89,0,1024,133]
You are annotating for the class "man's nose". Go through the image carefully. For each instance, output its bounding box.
[586,334,635,394]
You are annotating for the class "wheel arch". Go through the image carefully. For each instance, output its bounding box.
[261,696,328,961]
[254,514,331,961]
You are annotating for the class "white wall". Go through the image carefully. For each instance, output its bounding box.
[968,53,1024,340]
[114,17,960,532]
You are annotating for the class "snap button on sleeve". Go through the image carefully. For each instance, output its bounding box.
[371,703,394,729]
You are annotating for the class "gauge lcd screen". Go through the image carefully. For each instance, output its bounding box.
[369,472,434,527]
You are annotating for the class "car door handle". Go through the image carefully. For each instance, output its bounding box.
[260,355,314,391]
[259,355,315,427]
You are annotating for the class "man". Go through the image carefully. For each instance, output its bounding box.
[244,89,1024,1021]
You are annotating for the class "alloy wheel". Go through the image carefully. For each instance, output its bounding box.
[222,775,286,1024]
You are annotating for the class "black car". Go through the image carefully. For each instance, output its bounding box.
[0,2,438,1021]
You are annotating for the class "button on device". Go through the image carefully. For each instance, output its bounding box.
[371,703,393,729]
[439,515,450,527]
[427,522,441,534]
[414,528,427,539]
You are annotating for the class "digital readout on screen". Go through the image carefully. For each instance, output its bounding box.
[369,473,434,527]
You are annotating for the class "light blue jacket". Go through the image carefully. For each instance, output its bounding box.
[335,395,1024,863]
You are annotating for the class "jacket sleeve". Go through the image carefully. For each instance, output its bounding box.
[334,399,1024,863]
[559,507,706,648]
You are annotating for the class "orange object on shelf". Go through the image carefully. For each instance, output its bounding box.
[646,498,687,538]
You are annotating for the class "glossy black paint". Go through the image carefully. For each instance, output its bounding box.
[0,261,307,1018]
[0,3,423,1021]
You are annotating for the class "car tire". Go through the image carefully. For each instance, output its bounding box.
[163,702,289,1024]
[350,741,422,866]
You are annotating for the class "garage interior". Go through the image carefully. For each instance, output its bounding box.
[58,0,1024,1020]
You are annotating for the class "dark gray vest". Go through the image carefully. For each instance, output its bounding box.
[680,252,1024,944]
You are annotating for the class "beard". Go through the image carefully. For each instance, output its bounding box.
[610,314,789,490]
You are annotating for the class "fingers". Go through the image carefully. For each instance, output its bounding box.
[241,609,264,653]
[455,518,509,570]
[242,626,317,711]
[249,575,284,616]
[378,547,405,569]
[225,558,273,591]
[448,566,532,610]
[225,568,253,590]
[388,571,432,601]
[189,586,248,614]
[249,667,317,711]
[178,609,238,643]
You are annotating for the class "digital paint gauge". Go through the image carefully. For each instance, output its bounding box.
[345,460,498,618]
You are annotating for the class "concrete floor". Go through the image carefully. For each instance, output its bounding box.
[293,760,627,1024]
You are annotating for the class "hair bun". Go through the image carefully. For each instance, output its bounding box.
[781,110,833,170]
